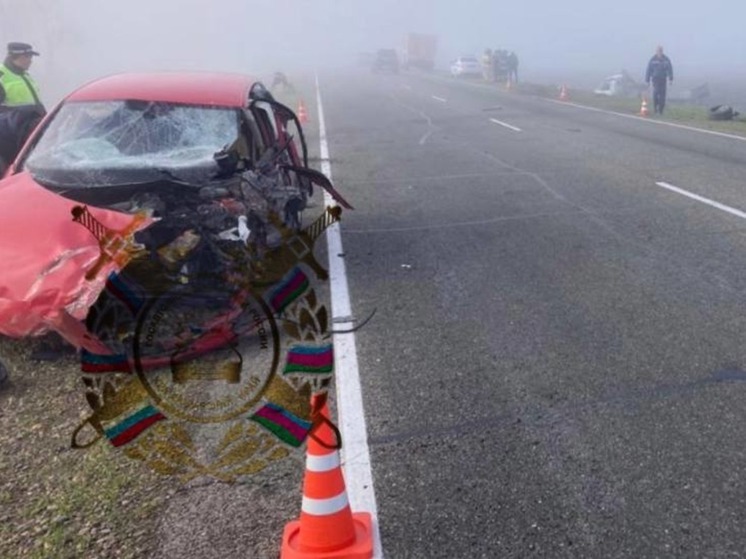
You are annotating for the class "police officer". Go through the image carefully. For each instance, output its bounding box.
[645,46,674,115]
[0,42,46,171]
[0,42,44,110]
[508,51,519,83]
[481,49,493,82]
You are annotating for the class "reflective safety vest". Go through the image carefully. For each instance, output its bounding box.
[0,64,41,107]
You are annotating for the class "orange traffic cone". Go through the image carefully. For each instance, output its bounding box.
[559,84,569,101]
[639,96,649,117]
[298,99,309,124]
[281,395,373,559]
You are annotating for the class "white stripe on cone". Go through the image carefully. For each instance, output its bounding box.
[301,491,349,516]
[306,452,341,472]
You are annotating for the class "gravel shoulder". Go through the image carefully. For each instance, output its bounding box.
[0,336,178,559]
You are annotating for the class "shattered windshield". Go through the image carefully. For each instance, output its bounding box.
[24,100,240,186]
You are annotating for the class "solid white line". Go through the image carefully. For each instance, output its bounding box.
[489,117,522,132]
[315,75,383,558]
[431,95,447,103]
[547,98,746,142]
[655,181,746,220]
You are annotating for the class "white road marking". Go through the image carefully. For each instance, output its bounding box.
[344,171,529,186]
[547,98,746,142]
[489,117,522,132]
[419,129,434,145]
[342,210,585,234]
[388,95,436,146]
[315,75,383,558]
[431,95,447,103]
[418,108,435,145]
[655,181,746,220]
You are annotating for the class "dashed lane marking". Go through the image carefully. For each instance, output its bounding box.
[656,181,746,220]
[489,117,522,132]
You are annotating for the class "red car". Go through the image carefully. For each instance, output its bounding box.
[0,72,337,348]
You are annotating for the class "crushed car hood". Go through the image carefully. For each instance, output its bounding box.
[0,172,154,338]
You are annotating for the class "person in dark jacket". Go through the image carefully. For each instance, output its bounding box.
[645,46,674,115]
[508,51,519,83]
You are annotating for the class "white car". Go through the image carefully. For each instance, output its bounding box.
[450,56,482,77]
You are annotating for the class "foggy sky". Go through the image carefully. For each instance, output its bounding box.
[1,0,744,104]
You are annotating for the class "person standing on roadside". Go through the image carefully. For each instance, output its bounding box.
[0,42,46,172]
[492,49,504,83]
[508,51,519,83]
[645,45,673,115]
[481,48,493,82]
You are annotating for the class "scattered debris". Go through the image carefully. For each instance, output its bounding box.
[708,104,741,121]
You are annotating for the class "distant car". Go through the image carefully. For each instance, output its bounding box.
[450,56,482,78]
[372,49,399,74]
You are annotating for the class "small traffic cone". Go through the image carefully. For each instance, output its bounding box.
[281,394,373,559]
[559,84,569,101]
[639,96,649,117]
[297,99,309,124]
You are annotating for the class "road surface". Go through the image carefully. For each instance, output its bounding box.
[318,69,746,558]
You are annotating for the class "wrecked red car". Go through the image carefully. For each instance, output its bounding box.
[0,72,344,349]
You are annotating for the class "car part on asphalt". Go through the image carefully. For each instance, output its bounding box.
[709,104,740,121]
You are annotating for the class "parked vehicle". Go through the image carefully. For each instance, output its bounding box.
[450,56,482,78]
[403,33,437,71]
[372,49,400,74]
[594,71,647,98]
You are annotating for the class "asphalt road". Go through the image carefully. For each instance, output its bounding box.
[316,70,746,558]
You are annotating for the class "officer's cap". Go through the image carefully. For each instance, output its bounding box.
[7,42,40,57]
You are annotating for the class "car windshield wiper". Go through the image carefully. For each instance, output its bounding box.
[154,167,197,185]
[29,166,223,191]
[154,167,231,186]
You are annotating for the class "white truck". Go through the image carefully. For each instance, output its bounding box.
[403,33,437,71]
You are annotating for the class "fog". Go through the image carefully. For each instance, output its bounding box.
[2,0,745,105]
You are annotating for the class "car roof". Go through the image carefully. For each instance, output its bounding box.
[65,72,259,108]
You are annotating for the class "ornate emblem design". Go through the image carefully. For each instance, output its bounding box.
[71,207,343,482]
